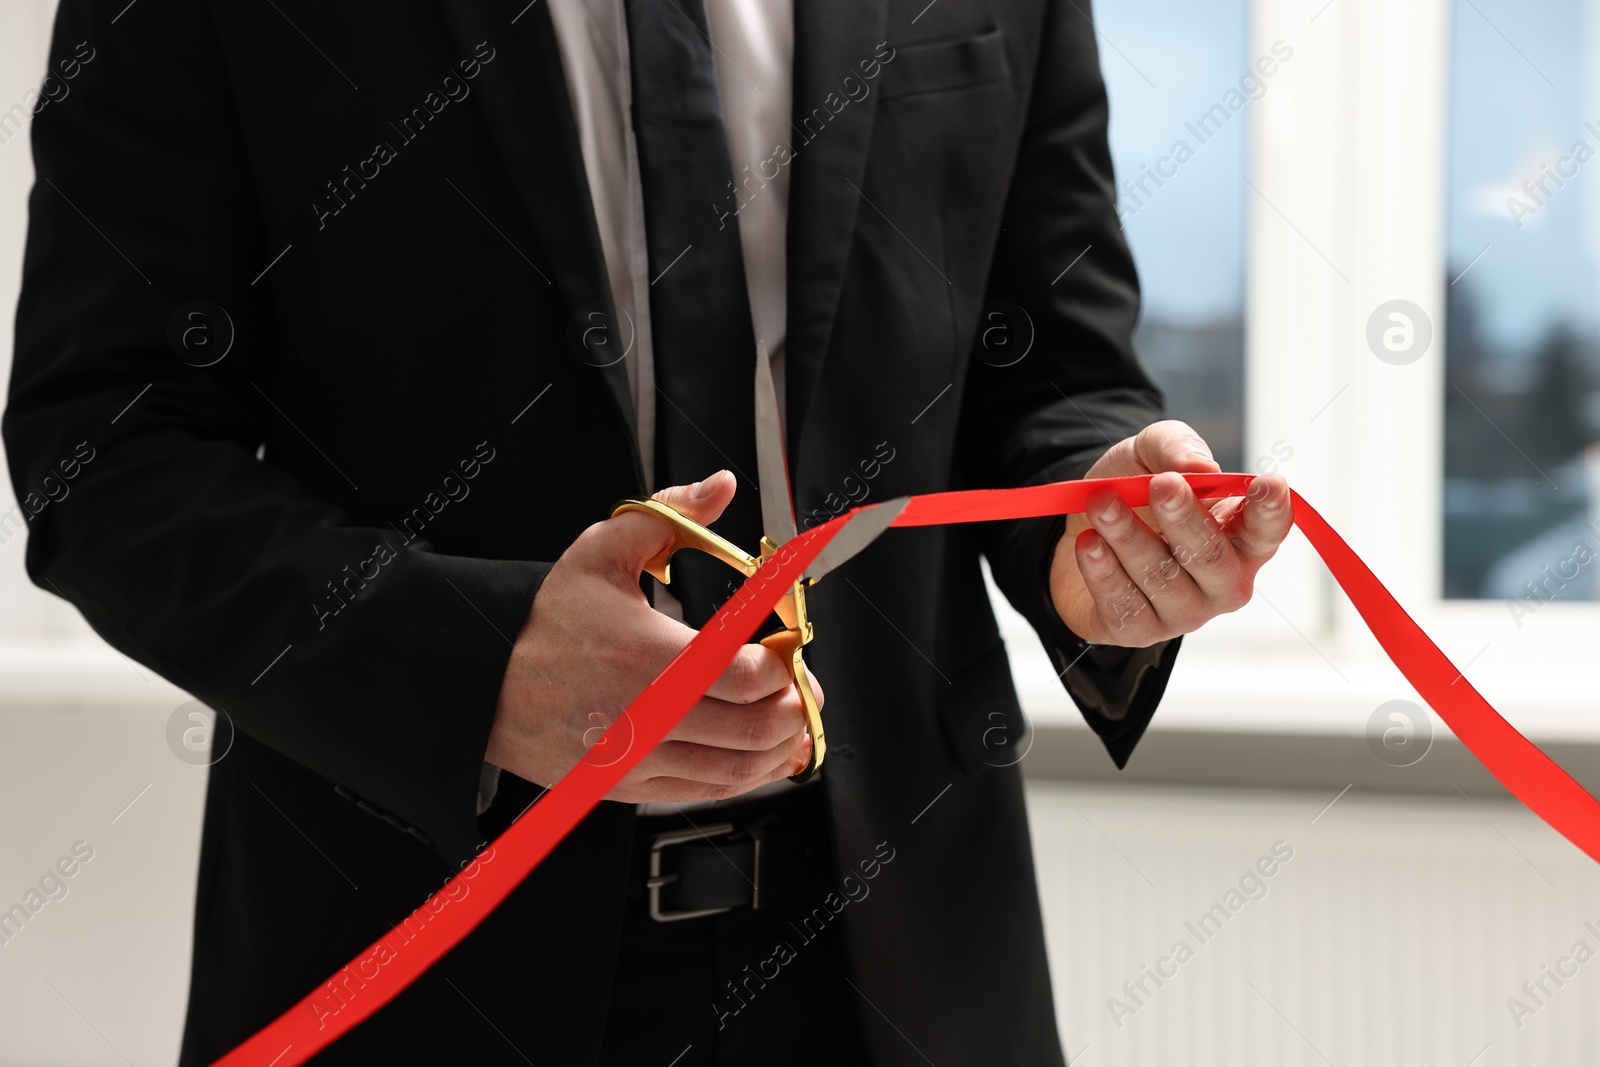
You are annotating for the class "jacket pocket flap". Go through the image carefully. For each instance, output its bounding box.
[879,28,1011,101]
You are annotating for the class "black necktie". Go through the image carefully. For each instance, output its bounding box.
[624,0,764,627]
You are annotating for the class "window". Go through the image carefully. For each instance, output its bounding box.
[1443,0,1600,602]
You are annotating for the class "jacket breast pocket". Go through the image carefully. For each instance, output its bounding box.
[877,27,1012,102]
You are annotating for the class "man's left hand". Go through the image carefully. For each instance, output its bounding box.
[1049,420,1293,647]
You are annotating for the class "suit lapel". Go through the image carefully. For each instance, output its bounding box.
[436,0,639,464]
[785,0,891,463]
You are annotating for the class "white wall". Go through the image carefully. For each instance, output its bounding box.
[0,1,62,635]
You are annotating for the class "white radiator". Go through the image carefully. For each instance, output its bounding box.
[1026,781,1600,1067]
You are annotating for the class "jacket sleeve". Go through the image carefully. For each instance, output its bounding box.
[957,0,1180,767]
[1,0,544,867]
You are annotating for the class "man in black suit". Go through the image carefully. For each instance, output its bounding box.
[4,0,1290,1063]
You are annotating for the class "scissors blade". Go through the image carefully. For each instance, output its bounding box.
[805,497,909,583]
[753,342,797,547]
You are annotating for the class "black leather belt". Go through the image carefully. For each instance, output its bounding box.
[625,783,830,922]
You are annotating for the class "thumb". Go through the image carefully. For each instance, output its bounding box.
[651,469,738,526]
[590,469,740,583]
[1130,419,1220,475]
[1087,420,1220,479]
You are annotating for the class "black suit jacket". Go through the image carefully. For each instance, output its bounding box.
[5,1,1182,1063]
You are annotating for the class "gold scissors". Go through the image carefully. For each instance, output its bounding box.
[611,344,906,782]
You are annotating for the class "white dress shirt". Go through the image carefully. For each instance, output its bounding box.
[548,0,793,491]
[479,0,805,816]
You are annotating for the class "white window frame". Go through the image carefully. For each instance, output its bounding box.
[1244,0,1596,739]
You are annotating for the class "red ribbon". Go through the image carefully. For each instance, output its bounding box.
[214,473,1600,1065]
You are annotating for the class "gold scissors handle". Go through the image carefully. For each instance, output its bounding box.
[610,498,825,782]
[757,625,824,782]
[611,498,758,583]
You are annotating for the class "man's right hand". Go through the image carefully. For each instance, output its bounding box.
[486,469,817,804]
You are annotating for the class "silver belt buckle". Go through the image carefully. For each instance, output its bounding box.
[647,822,763,923]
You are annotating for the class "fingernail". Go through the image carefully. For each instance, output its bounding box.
[1097,497,1122,525]
[1153,481,1184,514]
[692,470,729,501]
[1085,535,1105,561]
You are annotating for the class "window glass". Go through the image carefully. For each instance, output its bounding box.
[1444,0,1600,600]
[1097,0,1255,472]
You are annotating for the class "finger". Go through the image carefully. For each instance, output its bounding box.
[583,602,793,715]
[617,776,715,805]
[1227,473,1293,562]
[703,641,803,704]
[665,685,808,751]
[1074,526,1161,645]
[1145,471,1246,605]
[1084,485,1204,619]
[627,756,809,805]
[1132,420,1221,475]
[592,590,802,709]
[639,730,811,794]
